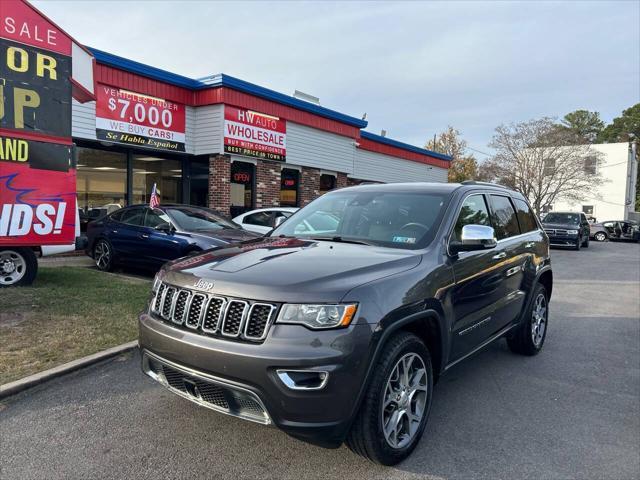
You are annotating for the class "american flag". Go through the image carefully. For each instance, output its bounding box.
[149,183,160,208]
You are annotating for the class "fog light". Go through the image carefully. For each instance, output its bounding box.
[276,369,329,390]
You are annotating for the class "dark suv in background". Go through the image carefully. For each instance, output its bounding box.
[542,211,591,250]
[138,182,552,465]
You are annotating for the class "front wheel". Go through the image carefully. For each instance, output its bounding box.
[582,236,589,248]
[594,232,607,242]
[346,332,433,465]
[0,248,37,287]
[573,238,581,250]
[507,283,548,356]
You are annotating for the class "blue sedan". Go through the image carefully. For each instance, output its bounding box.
[86,204,259,272]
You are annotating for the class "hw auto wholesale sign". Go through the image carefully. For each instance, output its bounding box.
[224,107,286,161]
[0,0,76,246]
[95,83,186,152]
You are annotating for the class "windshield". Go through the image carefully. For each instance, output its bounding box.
[271,190,451,249]
[544,213,580,225]
[166,207,239,231]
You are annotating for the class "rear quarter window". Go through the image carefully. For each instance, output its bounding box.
[489,195,521,240]
[513,198,539,233]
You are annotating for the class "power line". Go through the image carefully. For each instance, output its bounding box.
[466,146,492,157]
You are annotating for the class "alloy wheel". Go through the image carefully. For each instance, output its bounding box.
[595,232,606,242]
[95,241,111,270]
[0,250,27,286]
[531,293,547,347]
[381,352,428,449]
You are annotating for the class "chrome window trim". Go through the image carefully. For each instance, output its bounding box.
[244,303,276,341]
[201,296,227,334]
[220,300,249,338]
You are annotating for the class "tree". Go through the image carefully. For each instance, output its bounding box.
[426,126,478,182]
[598,103,640,143]
[558,110,604,143]
[485,118,605,215]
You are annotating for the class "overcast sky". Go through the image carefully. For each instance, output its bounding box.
[34,0,640,158]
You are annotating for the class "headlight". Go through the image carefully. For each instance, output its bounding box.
[152,269,166,293]
[566,230,579,235]
[277,303,358,329]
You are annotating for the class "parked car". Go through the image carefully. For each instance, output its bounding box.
[86,204,259,272]
[233,207,298,235]
[591,220,640,242]
[542,211,590,250]
[138,182,552,465]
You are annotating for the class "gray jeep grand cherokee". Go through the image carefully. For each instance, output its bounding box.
[139,182,552,465]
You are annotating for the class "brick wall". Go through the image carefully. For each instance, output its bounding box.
[255,160,281,208]
[337,172,348,189]
[208,154,231,215]
[299,166,321,206]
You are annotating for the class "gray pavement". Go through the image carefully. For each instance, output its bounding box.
[1,241,639,479]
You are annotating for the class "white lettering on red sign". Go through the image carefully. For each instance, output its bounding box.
[0,203,67,237]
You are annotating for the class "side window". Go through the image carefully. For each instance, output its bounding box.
[119,208,146,227]
[513,198,538,233]
[453,194,491,241]
[244,211,273,227]
[145,208,172,228]
[488,195,520,240]
[109,209,125,222]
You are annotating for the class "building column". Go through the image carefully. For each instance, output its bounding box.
[336,172,348,189]
[255,160,281,208]
[208,154,231,215]
[299,166,321,206]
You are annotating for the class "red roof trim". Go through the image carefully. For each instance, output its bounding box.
[358,136,450,169]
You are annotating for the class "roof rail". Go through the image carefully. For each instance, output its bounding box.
[461,180,518,190]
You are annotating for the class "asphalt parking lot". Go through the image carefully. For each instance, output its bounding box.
[1,241,639,480]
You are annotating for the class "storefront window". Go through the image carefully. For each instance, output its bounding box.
[280,168,299,206]
[76,147,127,230]
[320,174,337,194]
[230,161,255,217]
[190,157,209,206]
[132,155,182,205]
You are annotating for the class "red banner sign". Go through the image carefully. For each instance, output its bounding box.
[95,83,186,152]
[224,107,286,161]
[1,0,75,247]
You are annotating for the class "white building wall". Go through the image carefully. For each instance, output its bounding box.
[193,104,224,155]
[352,148,448,183]
[285,122,355,173]
[552,143,636,221]
[71,99,97,141]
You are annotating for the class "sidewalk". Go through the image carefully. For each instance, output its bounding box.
[39,255,94,268]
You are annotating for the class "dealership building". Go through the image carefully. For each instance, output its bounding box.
[68,48,451,218]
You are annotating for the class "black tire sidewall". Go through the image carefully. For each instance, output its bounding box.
[366,334,434,465]
[524,284,549,354]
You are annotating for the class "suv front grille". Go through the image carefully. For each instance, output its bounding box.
[151,282,277,343]
[544,228,569,236]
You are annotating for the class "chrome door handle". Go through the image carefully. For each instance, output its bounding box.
[492,252,507,260]
[140,233,149,239]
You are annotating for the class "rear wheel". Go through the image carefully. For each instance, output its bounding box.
[507,283,548,356]
[346,332,433,465]
[94,239,114,272]
[0,248,37,287]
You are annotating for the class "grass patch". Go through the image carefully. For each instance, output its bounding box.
[0,267,151,385]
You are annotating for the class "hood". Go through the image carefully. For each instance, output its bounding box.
[542,222,580,230]
[162,237,422,302]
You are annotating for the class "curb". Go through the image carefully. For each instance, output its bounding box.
[0,340,139,400]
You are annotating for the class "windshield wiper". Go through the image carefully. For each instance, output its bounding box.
[309,236,375,246]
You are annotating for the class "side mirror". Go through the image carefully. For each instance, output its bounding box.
[450,224,497,254]
[155,222,173,233]
[273,216,286,228]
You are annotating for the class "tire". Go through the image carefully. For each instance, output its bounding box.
[507,283,548,356]
[594,232,607,242]
[582,236,589,248]
[93,239,115,272]
[0,248,37,287]
[573,238,581,251]
[346,332,433,466]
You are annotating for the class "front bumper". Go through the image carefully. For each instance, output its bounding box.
[547,234,579,247]
[138,312,374,448]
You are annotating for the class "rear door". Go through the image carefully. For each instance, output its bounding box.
[106,207,146,262]
[485,194,527,332]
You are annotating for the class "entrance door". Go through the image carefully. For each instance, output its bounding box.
[230,161,255,217]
